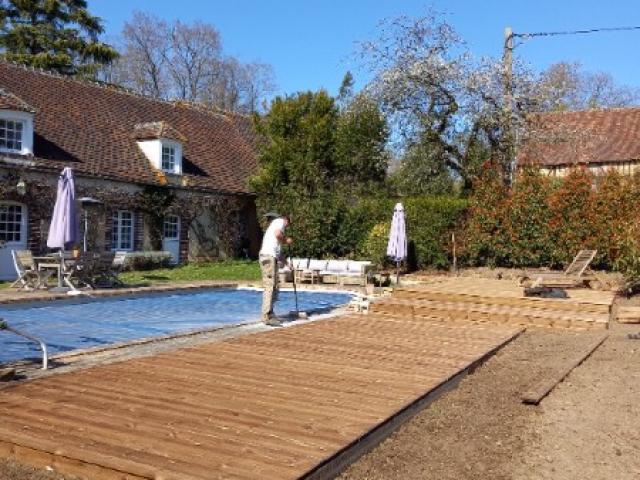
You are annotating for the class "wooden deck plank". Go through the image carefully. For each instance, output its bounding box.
[378,278,613,330]
[0,305,523,479]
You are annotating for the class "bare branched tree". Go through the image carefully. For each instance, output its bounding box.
[110,11,171,97]
[111,11,276,112]
[167,20,222,101]
[240,61,276,113]
[536,62,640,111]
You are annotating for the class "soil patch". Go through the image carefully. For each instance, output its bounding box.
[339,326,638,480]
[0,459,77,480]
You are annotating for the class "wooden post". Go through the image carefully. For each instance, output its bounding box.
[452,232,457,274]
[503,26,515,185]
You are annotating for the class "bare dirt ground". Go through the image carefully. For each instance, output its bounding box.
[340,322,640,480]
[2,308,639,479]
[0,460,76,480]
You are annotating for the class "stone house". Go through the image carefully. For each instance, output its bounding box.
[0,61,260,280]
[519,107,640,177]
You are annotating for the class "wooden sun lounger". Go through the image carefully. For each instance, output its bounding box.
[518,250,600,292]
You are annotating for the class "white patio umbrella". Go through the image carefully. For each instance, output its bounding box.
[46,168,79,293]
[386,202,407,285]
[47,167,77,250]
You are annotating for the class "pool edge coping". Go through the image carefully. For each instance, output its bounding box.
[0,281,241,306]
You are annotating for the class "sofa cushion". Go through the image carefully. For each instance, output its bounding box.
[326,260,349,273]
[290,257,309,269]
[347,261,371,273]
[307,259,328,271]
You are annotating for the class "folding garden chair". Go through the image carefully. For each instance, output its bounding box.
[11,250,53,290]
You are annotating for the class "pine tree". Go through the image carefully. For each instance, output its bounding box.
[0,0,118,75]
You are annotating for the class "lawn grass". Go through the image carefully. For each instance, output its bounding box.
[119,259,261,285]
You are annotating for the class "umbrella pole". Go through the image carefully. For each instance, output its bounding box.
[396,260,400,286]
[83,210,88,252]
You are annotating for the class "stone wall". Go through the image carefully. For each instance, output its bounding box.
[0,168,258,264]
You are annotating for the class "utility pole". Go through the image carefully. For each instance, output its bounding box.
[503,27,515,185]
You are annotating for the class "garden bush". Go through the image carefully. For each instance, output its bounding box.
[123,251,173,271]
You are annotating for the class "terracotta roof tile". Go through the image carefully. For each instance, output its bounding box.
[0,87,36,113]
[0,62,257,194]
[132,121,187,142]
[519,108,640,167]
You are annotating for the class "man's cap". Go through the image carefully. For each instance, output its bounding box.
[263,211,280,219]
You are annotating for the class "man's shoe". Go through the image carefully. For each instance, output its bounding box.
[263,316,283,327]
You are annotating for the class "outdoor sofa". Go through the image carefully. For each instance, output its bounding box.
[282,258,373,286]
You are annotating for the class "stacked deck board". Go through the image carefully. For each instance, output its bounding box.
[372,277,614,330]
[616,306,640,324]
[0,312,522,480]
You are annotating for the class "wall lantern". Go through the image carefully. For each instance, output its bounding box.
[15,178,26,196]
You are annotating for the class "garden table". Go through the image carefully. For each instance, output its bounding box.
[34,253,76,291]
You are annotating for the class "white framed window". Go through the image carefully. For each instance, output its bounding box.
[161,145,176,172]
[111,210,134,251]
[136,138,183,175]
[163,215,179,239]
[0,119,24,151]
[0,203,26,243]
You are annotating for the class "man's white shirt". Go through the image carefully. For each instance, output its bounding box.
[259,218,286,258]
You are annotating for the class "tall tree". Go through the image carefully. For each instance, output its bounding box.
[250,90,338,198]
[251,89,390,258]
[0,0,117,75]
[166,20,221,101]
[113,11,275,112]
[112,11,170,97]
[357,11,508,188]
[335,92,389,188]
[536,62,640,111]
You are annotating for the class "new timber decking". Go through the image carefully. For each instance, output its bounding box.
[374,277,614,330]
[0,313,521,480]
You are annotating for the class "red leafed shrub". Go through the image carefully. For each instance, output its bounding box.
[463,166,640,278]
[546,168,597,267]
[461,163,509,267]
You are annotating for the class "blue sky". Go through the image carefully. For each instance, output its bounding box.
[92,0,640,97]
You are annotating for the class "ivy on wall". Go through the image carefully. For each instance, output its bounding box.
[0,173,250,259]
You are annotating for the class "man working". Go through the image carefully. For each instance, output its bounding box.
[259,213,292,326]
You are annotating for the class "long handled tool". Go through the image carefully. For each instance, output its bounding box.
[288,246,307,319]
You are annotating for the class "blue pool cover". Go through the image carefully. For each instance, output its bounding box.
[0,288,352,365]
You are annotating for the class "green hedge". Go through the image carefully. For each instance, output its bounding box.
[259,192,468,270]
[341,196,468,269]
[123,251,173,271]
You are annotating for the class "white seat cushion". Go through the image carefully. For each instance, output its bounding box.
[326,260,349,273]
[347,261,372,273]
[307,259,328,271]
[290,257,309,269]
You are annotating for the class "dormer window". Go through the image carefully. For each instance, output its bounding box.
[0,119,23,151]
[161,145,176,172]
[0,88,36,156]
[133,121,186,176]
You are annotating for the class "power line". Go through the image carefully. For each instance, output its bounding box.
[514,25,640,39]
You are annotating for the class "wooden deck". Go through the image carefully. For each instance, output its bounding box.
[0,313,521,480]
[373,277,615,330]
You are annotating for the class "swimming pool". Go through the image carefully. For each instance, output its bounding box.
[0,288,352,365]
